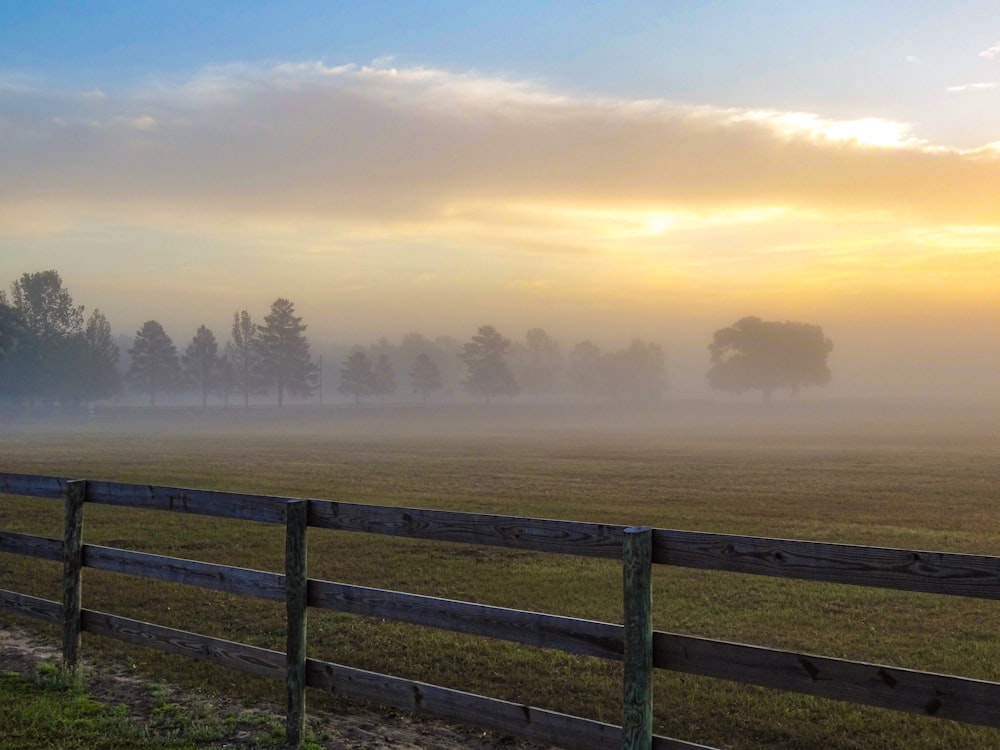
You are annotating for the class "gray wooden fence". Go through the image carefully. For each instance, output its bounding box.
[3,471,1000,749]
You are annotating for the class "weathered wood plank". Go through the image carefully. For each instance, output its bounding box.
[655,632,1000,728]
[653,529,1000,600]
[0,589,61,623]
[81,609,285,679]
[623,527,653,750]
[0,471,67,499]
[0,531,62,561]
[85,480,287,524]
[285,500,308,746]
[305,658,710,750]
[82,545,285,601]
[309,500,625,559]
[308,580,623,659]
[63,480,85,674]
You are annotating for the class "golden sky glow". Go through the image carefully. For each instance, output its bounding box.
[2,61,1000,397]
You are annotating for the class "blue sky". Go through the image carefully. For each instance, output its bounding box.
[2,1,1000,397]
[4,1,998,143]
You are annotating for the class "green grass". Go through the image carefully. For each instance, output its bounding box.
[2,401,1000,748]
[0,664,201,750]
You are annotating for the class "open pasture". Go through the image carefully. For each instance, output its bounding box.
[2,400,1000,748]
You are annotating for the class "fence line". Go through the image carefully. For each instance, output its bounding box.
[3,470,1000,748]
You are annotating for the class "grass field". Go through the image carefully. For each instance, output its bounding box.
[2,399,1000,749]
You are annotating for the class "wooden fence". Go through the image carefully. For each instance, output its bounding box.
[2,471,1000,749]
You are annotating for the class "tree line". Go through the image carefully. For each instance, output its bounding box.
[0,270,833,408]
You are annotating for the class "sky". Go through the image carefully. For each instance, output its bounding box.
[2,1,1000,399]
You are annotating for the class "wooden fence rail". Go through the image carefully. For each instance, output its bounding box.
[3,470,1000,748]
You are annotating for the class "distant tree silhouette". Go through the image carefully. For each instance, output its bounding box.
[78,309,120,403]
[409,352,443,401]
[258,298,318,407]
[338,349,375,404]
[229,309,264,408]
[372,352,396,400]
[0,298,20,362]
[567,340,602,398]
[599,340,667,403]
[460,325,517,403]
[127,320,181,406]
[707,316,833,402]
[182,325,224,409]
[6,270,85,404]
[511,328,563,394]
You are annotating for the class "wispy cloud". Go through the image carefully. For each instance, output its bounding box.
[980,42,1000,60]
[947,82,998,92]
[3,59,998,242]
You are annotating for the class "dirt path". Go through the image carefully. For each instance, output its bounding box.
[0,626,546,749]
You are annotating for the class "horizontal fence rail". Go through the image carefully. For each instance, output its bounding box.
[3,470,1000,748]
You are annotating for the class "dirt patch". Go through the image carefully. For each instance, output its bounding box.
[0,626,547,749]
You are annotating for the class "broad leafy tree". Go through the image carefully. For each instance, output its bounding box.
[258,298,318,407]
[229,309,263,408]
[460,325,517,403]
[0,296,21,362]
[599,339,667,403]
[338,349,375,404]
[707,316,833,402]
[7,270,85,403]
[182,325,224,409]
[128,320,181,406]
[409,352,443,401]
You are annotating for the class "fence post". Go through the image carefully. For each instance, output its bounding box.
[285,499,308,747]
[622,526,652,750]
[63,480,86,676]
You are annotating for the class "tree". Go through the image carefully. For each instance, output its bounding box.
[0,297,21,362]
[567,340,602,398]
[258,298,318,407]
[229,309,263,408]
[460,325,517,403]
[183,325,224,409]
[372,353,396,400]
[511,328,562,394]
[409,352,443,401]
[7,270,85,404]
[338,349,375,405]
[598,339,667,403]
[77,309,120,402]
[707,316,833,402]
[127,321,181,406]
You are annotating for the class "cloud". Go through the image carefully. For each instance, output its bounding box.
[947,82,998,92]
[1,60,1000,240]
[980,42,1000,60]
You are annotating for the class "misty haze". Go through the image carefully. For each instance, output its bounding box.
[3,4,1000,750]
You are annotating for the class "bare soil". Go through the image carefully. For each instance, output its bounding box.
[0,626,546,749]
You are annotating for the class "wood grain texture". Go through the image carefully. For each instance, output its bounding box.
[652,529,1000,600]
[0,531,62,561]
[308,579,623,659]
[285,500,308,746]
[85,480,287,524]
[623,527,653,750]
[309,499,625,558]
[0,589,61,623]
[0,471,67,499]
[81,609,286,679]
[82,545,285,600]
[62,480,85,673]
[655,632,1000,728]
[305,658,709,750]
